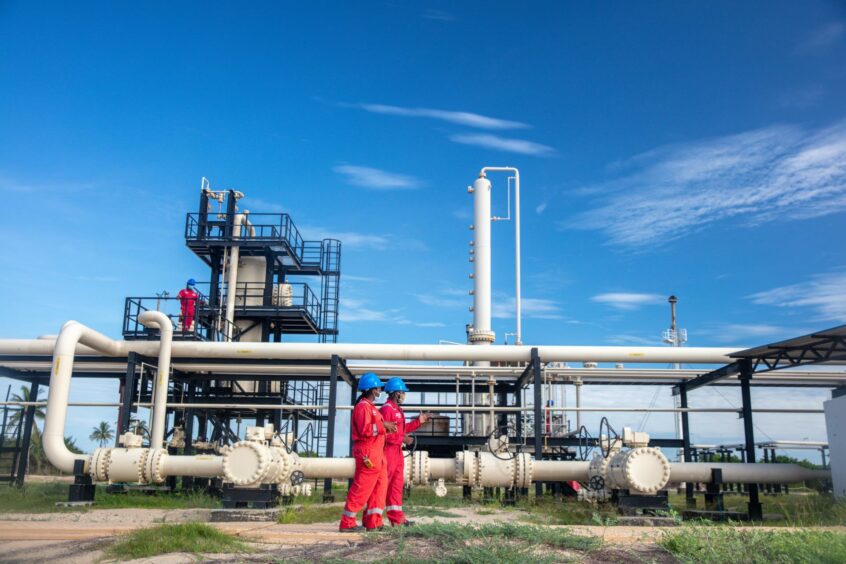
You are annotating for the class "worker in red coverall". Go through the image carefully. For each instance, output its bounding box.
[380,377,432,527]
[177,279,199,332]
[339,373,398,532]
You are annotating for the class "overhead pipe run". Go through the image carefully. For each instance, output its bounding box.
[0,336,740,364]
[137,311,173,449]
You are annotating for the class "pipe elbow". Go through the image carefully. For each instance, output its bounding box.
[138,310,174,338]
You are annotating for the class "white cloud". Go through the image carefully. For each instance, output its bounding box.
[570,121,846,246]
[333,165,420,190]
[302,225,390,250]
[604,334,661,346]
[535,202,548,214]
[797,22,845,54]
[339,298,396,322]
[591,293,664,310]
[749,271,846,323]
[421,9,455,22]
[492,297,562,319]
[450,133,556,156]
[415,292,467,309]
[712,324,792,344]
[356,103,527,130]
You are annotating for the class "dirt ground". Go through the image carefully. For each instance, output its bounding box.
[1,508,844,563]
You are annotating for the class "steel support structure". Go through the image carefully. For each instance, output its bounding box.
[678,382,695,507]
[14,380,39,486]
[532,348,544,497]
[739,359,762,520]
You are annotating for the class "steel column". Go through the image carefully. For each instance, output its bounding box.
[323,355,340,502]
[678,383,695,506]
[532,348,543,497]
[739,359,762,520]
[14,381,39,486]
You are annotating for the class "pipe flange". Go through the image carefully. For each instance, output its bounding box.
[454,452,465,485]
[90,448,110,482]
[468,330,496,343]
[223,441,270,486]
[514,453,533,489]
[137,448,150,483]
[623,447,670,494]
[149,448,168,484]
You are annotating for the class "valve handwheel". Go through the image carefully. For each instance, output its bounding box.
[290,470,305,486]
[577,425,594,461]
[486,426,516,461]
[589,475,605,491]
[598,417,619,459]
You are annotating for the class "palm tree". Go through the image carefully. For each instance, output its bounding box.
[8,385,46,474]
[8,385,45,430]
[89,421,114,447]
[132,419,150,439]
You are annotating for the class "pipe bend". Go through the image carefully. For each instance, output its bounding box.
[45,320,124,473]
[138,311,174,448]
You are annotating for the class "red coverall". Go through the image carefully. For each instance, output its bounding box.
[177,288,198,331]
[339,397,389,530]
[379,399,422,525]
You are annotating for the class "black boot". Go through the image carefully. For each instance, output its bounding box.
[340,525,366,533]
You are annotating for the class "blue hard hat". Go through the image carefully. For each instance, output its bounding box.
[187,278,197,286]
[358,372,383,392]
[385,377,409,393]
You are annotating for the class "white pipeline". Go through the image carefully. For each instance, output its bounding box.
[43,321,122,473]
[138,311,173,448]
[0,337,738,364]
[669,462,830,484]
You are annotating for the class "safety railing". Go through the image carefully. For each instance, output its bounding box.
[123,294,240,342]
[221,281,322,324]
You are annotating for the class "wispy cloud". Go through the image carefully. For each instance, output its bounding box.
[797,22,845,54]
[340,298,398,322]
[355,103,527,130]
[710,324,793,344]
[535,202,548,214]
[492,297,562,319]
[570,120,846,246]
[604,334,661,346]
[340,298,447,328]
[749,271,846,322]
[422,9,455,22]
[333,165,421,190]
[241,197,286,213]
[302,225,390,250]
[449,133,556,156]
[591,293,664,310]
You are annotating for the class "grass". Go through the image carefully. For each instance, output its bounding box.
[0,482,221,513]
[659,526,846,563]
[372,522,602,563]
[668,491,846,526]
[278,504,341,524]
[105,523,249,560]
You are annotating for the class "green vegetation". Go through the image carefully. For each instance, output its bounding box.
[89,421,114,447]
[105,523,249,560]
[0,482,220,513]
[659,527,846,563]
[407,506,460,518]
[278,504,340,524]
[373,522,601,563]
[668,491,846,526]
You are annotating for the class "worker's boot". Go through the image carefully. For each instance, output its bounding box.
[401,520,415,527]
[366,526,385,532]
[340,525,365,533]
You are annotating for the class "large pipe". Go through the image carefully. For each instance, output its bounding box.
[300,457,356,479]
[532,460,591,481]
[43,321,122,473]
[138,311,173,448]
[223,212,248,340]
[0,337,739,364]
[161,454,225,478]
[669,462,830,484]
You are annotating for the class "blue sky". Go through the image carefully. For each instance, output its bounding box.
[1,1,845,457]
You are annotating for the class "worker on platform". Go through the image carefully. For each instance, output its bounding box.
[177,279,199,332]
[339,373,398,532]
[380,377,431,527]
